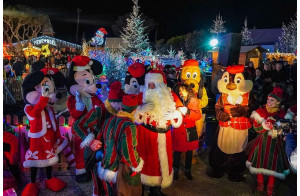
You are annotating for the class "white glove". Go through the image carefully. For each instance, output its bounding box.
[141,102,155,112]
[42,85,50,97]
[163,110,175,120]
[75,90,85,111]
[178,107,188,115]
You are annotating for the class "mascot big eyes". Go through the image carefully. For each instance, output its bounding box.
[179,59,208,146]
[66,55,106,184]
[124,62,146,95]
[21,68,74,196]
[66,55,103,98]
[207,64,258,182]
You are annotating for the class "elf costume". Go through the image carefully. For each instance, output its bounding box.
[97,94,143,196]
[246,87,290,195]
[72,81,125,196]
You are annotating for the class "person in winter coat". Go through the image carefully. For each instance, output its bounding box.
[172,84,201,180]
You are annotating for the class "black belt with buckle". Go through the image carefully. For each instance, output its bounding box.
[142,123,171,133]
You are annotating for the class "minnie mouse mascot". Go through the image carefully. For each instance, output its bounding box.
[21,68,69,196]
[66,55,106,183]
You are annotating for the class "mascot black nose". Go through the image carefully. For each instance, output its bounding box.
[96,84,102,89]
[134,85,138,88]
[56,93,62,99]
[190,83,195,88]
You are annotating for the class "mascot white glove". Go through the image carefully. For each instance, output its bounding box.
[75,90,85,111]
[178,107,188,115]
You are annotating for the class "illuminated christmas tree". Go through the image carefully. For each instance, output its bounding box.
[241,17,253,46]
[278,16,297,53]
[209,13,226,35]
[120,0,150,56]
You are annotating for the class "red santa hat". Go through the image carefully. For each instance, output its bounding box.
[122,94,138,113]
[40,68,59,75]
[268,87,283,102]
[145,70,167,86]
[98,28,108,35]
[128,63,145,78]
[71,55,93,71]
[108,81,125,102]
[226,65,245,74]
[182,59,199,67]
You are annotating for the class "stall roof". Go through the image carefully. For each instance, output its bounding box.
[240,45,268,53]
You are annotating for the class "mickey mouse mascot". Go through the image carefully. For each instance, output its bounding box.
[66,55,105,182]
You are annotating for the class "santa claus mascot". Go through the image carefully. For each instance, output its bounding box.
[66,55,105,182]
[21,68,70,196]
[207,65,258,182]
[134,70,184,195]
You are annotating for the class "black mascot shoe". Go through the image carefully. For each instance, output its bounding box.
[75,172,92,183]
[185,172,193,180]
[173,172,179,180]
[206,168,224,178]
[148,187,167,196]
[228,172,245,182]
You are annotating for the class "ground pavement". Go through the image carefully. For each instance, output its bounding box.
[4,148,296,196]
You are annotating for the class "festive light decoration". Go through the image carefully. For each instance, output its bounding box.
[90,28,107,46]
[278,17,297,53]
[41,44,51,57]
[209,13,226,34]
[266,53,297,64]
[241,17,253,46]
[120,0,151,55]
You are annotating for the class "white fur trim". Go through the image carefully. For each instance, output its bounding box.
[23,155,58,168]
[73,65,91,71]
[56,137,68,154]
[170,110,183,128]
[140,171,173,188]
[80,133,95,149]
[246,161,290,180]
[145,73,164,87]
[24,105,35,120]
[46,106,57,131]
[262,120,272,131]
[134,107,147,124]
[250,111,265,123]
[28,110,47,138]
[157,133,173,188]
[97,164,117,183]
[131,158,144,172]
[76,168,86,175]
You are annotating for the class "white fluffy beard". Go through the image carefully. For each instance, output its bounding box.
[142,83,176,129]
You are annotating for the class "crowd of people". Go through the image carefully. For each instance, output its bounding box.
[245,57,297,107]
[3,54,297,196]
[3,48,79,80]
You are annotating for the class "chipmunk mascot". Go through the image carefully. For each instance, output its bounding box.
[207,65,258,182]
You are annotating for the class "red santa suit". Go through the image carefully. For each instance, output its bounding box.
[67,95,105,174]
[23,96,68,168]
[134,71,183,188]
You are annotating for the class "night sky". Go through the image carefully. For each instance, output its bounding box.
[4,0,297,43]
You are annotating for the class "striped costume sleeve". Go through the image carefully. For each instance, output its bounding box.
[119,123,141,170]
[253,119,266,133]
[73,107,103,140]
